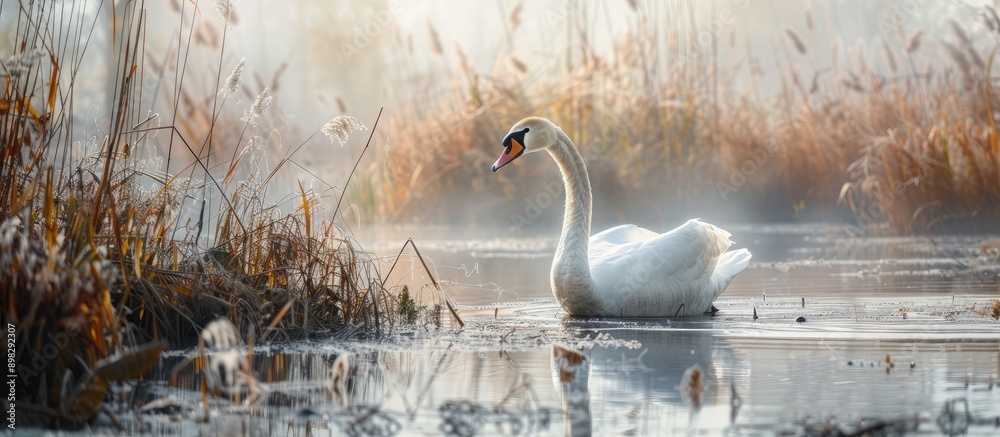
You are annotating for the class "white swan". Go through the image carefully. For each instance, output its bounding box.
[491,117,751,317]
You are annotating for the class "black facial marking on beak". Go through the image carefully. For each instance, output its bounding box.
[492,128,529,172]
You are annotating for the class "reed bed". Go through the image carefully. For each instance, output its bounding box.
[1,0,443,427]
[376,2,1000,234]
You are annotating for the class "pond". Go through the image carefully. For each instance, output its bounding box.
[119,224,999,435]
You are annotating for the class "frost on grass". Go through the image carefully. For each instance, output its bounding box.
[2,47,46,77]
[0,217,111,304]
[241,87,272,124]
[212,0,233,24]
[322,116,368,147]
[219,57,245,97]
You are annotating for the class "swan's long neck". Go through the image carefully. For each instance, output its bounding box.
[547,129,600,315]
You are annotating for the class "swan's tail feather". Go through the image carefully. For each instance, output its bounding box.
[696,220,734,256]
[714,249,751,286]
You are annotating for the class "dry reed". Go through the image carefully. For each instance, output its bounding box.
[371,3,1000,234]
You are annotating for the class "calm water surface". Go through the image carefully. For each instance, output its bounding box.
[124,224,999,435]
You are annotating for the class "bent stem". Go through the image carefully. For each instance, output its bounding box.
[381,238,464,328]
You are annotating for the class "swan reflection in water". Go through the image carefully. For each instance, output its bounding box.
[551,323,739,436]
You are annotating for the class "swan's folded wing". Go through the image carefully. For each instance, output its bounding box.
[589,224,659,260]
[640,219,731,281]
[591,219,731,288]
[590,224,659,245]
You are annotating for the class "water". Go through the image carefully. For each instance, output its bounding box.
[118,224,999,435]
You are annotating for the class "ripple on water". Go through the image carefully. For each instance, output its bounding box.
[115,225,1000,436]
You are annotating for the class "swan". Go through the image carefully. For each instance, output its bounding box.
[491,117,751,317]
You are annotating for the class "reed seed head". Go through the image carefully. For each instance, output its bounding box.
[322,115,368,147]
[212,0,233,25]
[508,1,524,31]
[427,21,443,56]
[219,57,245,98]
[906,31,922,54]
[242,87,273,123]
[783,26,807,56]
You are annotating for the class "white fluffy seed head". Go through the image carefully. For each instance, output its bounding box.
[213,0,233,24]
[219,57,245,97]
[3,47,46,77]
[322,116,367,147]
[241,87,272,123]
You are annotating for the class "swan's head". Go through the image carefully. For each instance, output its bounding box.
[492,117,560,172]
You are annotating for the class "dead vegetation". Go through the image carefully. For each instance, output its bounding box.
[1,0,450,428]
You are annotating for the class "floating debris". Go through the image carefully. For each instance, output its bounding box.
[796,316,807,323]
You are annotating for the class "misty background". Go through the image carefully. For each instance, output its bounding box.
[3,0,994,236]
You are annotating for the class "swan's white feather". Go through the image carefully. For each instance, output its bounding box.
[589,224,659,247]
[588,219,750,316]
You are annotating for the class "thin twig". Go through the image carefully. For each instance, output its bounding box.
[334,107,384,217]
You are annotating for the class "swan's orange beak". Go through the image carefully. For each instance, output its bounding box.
[492,130,527,172]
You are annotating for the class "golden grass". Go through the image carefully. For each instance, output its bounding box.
[375,4,1000,234]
